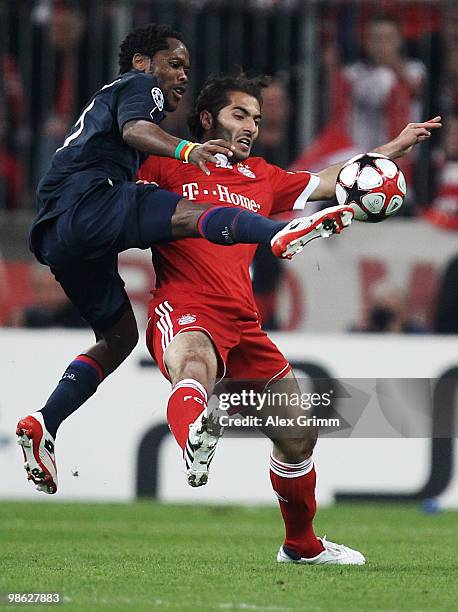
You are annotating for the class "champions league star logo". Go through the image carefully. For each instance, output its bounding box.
[151,87,164,112]
[237,164,256,179]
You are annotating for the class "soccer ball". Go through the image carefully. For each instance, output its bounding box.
[335,153,406,222]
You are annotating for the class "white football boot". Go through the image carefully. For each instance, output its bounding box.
[277,537,366,565]
[16,412,58,494]
[271,205,354,259]
[185,410,223,487]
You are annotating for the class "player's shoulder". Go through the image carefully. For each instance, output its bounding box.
[245,156,287,179]
[119,69,158,84]
[243,156,272,174]
[245,156,268,166]
[109,70,161,94]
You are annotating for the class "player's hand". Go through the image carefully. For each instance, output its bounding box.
[188,139,236,175]
[382,117,442,159]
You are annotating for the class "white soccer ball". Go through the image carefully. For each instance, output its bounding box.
[336,153,406,222]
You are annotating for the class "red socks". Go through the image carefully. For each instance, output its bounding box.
[166,378,207,450]
[270,454,324,558]
[167,379,323,559]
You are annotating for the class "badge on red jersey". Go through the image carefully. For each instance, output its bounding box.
[178,314,197,325]
[237,163,256,179]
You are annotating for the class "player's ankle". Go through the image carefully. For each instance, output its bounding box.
[286,538,325,559]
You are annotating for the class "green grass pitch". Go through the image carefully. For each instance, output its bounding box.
[1,502,457,611]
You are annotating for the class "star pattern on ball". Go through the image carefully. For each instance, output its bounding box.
[342,155,383,204]
[343,176,370,205]
[354,154,383,169]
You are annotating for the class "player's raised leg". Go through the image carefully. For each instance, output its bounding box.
[129,182,354,260]
[258,370,365,565]
[172,200,354,259]
[161,330,223,487]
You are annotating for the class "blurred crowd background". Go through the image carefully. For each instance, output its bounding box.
[0,0,457,334]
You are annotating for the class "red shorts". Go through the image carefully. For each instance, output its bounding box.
[146,291,291,384]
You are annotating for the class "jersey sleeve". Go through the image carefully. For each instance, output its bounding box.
[267,162,320,214]
[115,73,166,131]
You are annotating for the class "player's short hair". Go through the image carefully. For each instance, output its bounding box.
[188,72,271,139]
[118,23,184,74]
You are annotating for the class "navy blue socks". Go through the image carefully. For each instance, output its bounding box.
[198,207,287,246]
[39,355,104,438]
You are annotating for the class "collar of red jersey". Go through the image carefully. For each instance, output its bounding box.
[214,153,233,168]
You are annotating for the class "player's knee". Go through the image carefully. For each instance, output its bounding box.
[103,321,139,362]
[171,200,209,238]
[165,332,217,387]
[169,348,211,384]
[273,430,317,462]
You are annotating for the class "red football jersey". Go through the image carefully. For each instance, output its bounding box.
[138,154,319,307]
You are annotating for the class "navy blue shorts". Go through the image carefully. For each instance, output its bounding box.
[30,181,181,332]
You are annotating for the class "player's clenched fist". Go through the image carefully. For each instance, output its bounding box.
[188,139,235,175]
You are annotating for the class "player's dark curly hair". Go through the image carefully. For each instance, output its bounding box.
[118,23,184,74]
[187,72,271,139]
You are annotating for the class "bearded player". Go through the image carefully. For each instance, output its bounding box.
[139,73,441,566]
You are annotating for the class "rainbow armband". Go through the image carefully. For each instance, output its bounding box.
[174,140,198,162]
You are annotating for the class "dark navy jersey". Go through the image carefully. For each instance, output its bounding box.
[35,70,166,219]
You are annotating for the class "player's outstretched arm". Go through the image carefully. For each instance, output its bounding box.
[307,116,442,201]
[122,119,234,175]
[372,116,442,159]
